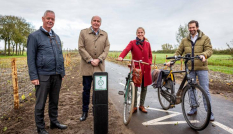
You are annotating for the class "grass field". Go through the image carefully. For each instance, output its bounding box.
[0,52,27,58]
[1,51,232,74]
[108,52,233,74]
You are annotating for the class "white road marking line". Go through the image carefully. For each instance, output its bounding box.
[143,121,200,125]
[142,113,181,125]
[143,107,233,133]
[212,122,233,134]
[119,83,125,86]
[146,107,181,114]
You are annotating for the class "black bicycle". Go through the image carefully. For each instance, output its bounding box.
[156,54,211,131]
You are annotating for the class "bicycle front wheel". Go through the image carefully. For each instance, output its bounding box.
[123,82,135,125]
[181,84,211,131]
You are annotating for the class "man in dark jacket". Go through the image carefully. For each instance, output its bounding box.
[27,10,67,134]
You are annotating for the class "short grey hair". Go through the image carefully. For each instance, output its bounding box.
[91,16,102,23]
[43,10,55,17]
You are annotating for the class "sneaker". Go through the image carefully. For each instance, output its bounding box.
[210,113,215,121]
[187,108,197,116]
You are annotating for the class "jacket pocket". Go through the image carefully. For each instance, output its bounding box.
[43,56,56,71]
[36,53,44,68]
[203,60,208,66]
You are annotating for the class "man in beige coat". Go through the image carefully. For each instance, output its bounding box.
[78,16,110,121]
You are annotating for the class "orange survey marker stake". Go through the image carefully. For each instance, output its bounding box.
[165,55,168,70]
[11,58,19,109]
[153,55,157,69]
[181,59,183,70]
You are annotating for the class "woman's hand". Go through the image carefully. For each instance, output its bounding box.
[117,57,123,61]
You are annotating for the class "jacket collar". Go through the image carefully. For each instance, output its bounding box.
[187,30,203,41]
[40,26,55,36]
[88,27,103,35]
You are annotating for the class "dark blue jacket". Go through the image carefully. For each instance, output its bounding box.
[27,26,65,80]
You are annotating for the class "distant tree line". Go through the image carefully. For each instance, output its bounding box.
[0,15,34,56]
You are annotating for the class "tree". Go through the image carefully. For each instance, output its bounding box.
[226,40,233,57]
[0,15,9,55]
[0,15,34,56]
[162,43,173,50]
[176,24,189,44]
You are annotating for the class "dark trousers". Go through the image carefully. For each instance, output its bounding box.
[35,75,62,129]
[82,76,93,112]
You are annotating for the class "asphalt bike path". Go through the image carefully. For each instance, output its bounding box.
[106,61,233,134]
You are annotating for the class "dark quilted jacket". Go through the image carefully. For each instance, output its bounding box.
[27,26,65,80]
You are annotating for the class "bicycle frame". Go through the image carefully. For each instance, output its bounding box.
[164,55,201,104]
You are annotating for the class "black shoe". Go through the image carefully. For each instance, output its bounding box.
[37,128,49,134]
[80,112,88,121]
[50,122,67,130]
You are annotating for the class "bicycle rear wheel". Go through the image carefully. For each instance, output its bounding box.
[181,84,211,131]
[123,82,135,125]
[158,79,173,110]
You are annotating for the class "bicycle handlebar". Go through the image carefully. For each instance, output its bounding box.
[115,59,150,65]
[166,55,202,61]
[164,54,202,66]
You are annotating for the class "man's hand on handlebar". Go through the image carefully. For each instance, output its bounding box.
[199,55,206,62]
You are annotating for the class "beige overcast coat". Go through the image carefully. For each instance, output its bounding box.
[78,27,110,76]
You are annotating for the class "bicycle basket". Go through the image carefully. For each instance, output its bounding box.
[151,69,162,88]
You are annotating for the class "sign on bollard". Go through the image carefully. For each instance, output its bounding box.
[93,72,108,134]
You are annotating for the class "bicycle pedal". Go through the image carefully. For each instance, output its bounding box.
[170,105,175,108]
[118,91,124,95]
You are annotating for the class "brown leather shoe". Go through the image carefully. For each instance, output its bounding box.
[133,107,137,113]
[139,106,148,113]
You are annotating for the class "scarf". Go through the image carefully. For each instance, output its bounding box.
[136,37,144,46]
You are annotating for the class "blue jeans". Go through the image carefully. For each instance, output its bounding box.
[189,71,212,112]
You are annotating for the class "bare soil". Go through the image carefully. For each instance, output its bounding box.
[0,54,134,134]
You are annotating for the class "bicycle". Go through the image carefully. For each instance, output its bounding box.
[156,53,211,131]
[116,59,149,125]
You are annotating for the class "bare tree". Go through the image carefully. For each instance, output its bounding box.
[226,40,233,57]
[162,43,173,50]
[176,24,189,44]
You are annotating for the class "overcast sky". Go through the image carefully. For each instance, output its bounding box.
[0,0,233,51]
